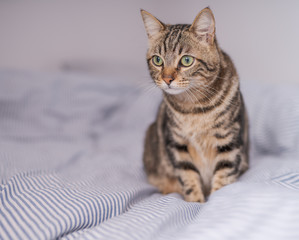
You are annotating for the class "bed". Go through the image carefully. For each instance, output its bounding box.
[1,70,299,240]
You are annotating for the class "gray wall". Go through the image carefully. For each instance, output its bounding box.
[1,0,299,84]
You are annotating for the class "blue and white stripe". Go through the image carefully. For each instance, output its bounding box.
[1,70,299,239]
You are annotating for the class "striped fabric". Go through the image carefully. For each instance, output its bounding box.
[1,70,299,240]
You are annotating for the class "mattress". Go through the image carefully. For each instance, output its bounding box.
[0,70,299,240]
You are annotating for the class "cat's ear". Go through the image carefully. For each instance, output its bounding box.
[190,7,215,44]
[140,9,165,39]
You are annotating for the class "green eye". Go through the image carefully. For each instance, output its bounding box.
[180,55,194,67]
[152,55,163,66]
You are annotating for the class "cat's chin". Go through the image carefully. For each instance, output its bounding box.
[163,88,186,95]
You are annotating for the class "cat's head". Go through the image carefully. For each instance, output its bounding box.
[141,8,221,95]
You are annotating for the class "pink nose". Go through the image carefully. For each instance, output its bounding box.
[162,75,174,85]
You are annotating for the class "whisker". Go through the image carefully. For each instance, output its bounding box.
[186,88,209,122]
[185,89,195,105]
[190,88,214,122]
[191,87,215,108]
[204,85,240,108]
[137,78,161,98]
[190,82,239,108]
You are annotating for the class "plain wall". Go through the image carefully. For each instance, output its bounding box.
[1,0,299,84]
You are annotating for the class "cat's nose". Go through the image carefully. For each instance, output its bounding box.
[162,75,174,85]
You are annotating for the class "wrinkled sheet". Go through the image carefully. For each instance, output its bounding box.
[0,70,299,240]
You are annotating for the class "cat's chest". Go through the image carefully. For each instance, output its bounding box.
[174,113,217,159]
[174,112,214,138]
[174,113,217,185]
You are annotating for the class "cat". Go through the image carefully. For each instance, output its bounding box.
[141,7,249,203]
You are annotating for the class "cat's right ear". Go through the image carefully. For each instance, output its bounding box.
[140,10,165,39]
[190,7,216,45]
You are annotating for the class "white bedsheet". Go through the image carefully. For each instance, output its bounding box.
[0,70,299,240]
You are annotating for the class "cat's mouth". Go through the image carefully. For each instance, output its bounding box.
[164,88,186,95]
[162,84,187,95]
[159,81,188,95]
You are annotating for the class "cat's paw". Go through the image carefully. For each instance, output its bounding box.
[184,188,205,203]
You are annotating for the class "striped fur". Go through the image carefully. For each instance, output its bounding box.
[141,8,249,202]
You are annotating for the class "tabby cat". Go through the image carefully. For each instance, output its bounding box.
[141,7,249,203]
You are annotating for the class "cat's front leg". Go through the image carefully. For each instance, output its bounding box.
[166,143,205,203]
[210,152,248,195]
[177,168,205,203]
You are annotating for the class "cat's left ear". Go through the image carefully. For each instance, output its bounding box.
[190,7,216,45]
[140,9,165,39]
